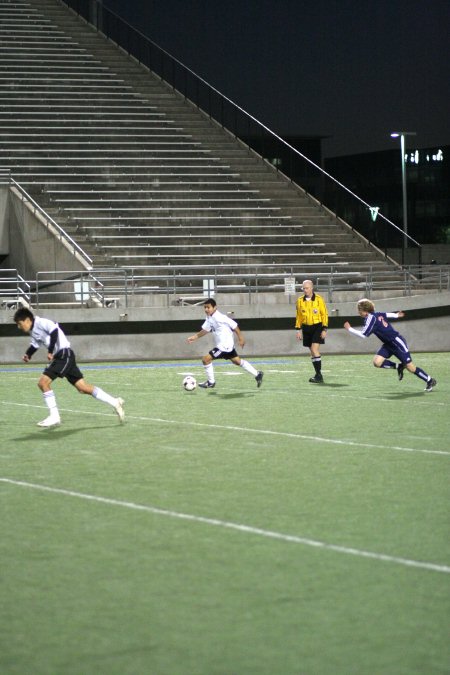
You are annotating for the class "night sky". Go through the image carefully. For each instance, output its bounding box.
[101,0,450,158]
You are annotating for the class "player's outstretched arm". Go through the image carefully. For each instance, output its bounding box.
[187,329,208,343]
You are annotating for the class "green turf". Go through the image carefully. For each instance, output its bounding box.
[1,353,449,674]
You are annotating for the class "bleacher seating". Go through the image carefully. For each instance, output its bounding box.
[0,0,406,292]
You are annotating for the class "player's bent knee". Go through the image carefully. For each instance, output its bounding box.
[38,377,50,391]
[74,379,90,394]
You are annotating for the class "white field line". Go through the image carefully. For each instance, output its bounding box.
[1,478,449,575]
[133,415,450,456]
[2,401,449,457]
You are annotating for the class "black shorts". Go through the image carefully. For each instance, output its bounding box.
[209,347,238,360]
[43,348,84,386]
[301,324,325,347]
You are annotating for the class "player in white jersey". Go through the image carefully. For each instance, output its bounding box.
[187,298,263,389]
[14,307,125,427]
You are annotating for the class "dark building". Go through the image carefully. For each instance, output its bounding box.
[325,145,449,247]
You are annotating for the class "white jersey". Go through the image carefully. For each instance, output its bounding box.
[202,309,238,352]
[30,316,71,353]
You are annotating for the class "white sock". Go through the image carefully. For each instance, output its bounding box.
[43,391,59,416]
[239,359,258,376]
[92,386,117,407]
[204,363,215,382]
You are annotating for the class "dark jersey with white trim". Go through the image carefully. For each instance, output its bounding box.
[360,312,400,342]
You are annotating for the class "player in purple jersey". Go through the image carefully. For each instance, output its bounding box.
[344,298,436,392]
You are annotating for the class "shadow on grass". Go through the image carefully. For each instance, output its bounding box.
[13,425,117,442]
[317,383,349,388]
[383,391,429,400]
[208,391,257,399]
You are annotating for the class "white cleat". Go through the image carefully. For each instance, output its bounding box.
[37,415,61,428]
[115,397,125,423]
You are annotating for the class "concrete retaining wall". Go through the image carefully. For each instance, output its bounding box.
[1,292,449,363]
[0,185,88,278]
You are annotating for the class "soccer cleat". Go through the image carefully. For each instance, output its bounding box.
[115,397,125,423]
[424,378,436,392]
[255,371,264,388]
[397,363,405,381]
[198,380,216,388]
[309,374,324,384]
[37,414,61,428]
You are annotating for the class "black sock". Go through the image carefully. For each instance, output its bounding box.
[414,367,429,383]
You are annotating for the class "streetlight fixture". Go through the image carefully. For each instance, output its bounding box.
[390,131,416,253]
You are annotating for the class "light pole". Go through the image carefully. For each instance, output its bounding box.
[390,131,416,253]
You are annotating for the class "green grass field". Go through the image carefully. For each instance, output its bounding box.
[1,352,449,675]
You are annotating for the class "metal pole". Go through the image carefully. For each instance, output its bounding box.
[400,133,408,251]
[391,131,415,261]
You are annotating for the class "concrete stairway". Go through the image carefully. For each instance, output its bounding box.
[0,0,404,289]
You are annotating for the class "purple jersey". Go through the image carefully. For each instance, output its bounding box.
[347,311,412,365]
[360,312,400,343]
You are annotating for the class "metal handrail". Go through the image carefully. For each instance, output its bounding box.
[2,265,448,309]
[0,269,32,305]
[61,0,422,265]
[34,268,127,307]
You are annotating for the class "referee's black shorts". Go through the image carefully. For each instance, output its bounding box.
[301,323,325,347]
[43,348,84,385]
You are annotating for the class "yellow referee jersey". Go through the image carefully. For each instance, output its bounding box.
[295,292,328,329]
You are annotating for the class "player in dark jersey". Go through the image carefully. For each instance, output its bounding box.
[344,298,436,392]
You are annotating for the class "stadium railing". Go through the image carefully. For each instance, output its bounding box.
[1,265,449,309]
[0,269,32,309]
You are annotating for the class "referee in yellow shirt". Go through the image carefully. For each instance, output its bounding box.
[295,279,329,383]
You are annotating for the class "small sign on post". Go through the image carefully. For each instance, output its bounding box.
[284,276,296,295]
[203,279,215,297]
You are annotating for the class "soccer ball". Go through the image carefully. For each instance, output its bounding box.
[183,375,197,391]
